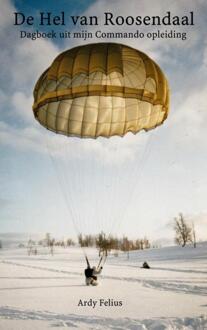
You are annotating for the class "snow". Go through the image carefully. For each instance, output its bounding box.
[0,243,207,329]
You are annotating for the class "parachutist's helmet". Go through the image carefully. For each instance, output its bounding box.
[33,43,169,139]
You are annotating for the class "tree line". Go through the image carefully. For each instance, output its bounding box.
[1,212,200,254]
[78,232,151,256]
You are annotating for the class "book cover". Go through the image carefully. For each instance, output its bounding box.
[0,1,207,329]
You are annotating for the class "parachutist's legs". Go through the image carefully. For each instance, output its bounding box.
[85,277,98,286]
[91,279,98,286]
[85,277,92,286]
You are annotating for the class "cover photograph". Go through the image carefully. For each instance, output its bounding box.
[0,0,207,329]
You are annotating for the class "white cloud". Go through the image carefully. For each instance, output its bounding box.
[11,92,34,124]
[0,88,7,110]
[202,43,207,67]
[169,84,207,146]
[0,121,46,153]
[0,0,15,29]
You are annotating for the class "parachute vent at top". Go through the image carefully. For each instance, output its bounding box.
[33,43,170,138]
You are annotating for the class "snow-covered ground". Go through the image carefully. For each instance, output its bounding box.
[0,243,207,329]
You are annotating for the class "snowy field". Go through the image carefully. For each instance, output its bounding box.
[0,243,207,329]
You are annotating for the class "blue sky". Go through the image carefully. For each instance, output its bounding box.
[0,0,207,243]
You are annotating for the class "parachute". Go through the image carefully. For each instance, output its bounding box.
[32,43,169,258]
[33,43,169,138]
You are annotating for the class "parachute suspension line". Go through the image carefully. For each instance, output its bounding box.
[94,137,107,237]
[114,134,137,234]
[87,138,97,237]
[46,139,76,230]
[85,255,90,268]
[106,137,133,236]
[47,134,109,264]
[105,137,122,235]
[101,138,111,235]
[46,140,75,227]
[112,132,153,236]
[103,137,131,237]
[67,138,95,260]
[61,139,83,236]
[99,140,105,235]
[99,138,107,236]
[118,131,154,234]
[82,138,100,237]
[97,254,103,269]
[92,95,101,237]
[63,139,85,233]
[102,136,120,234]
[92,140,102,237]
[75,134,119,244]
[65,138,82,237]
[109,138,123,232]
[73,97,88,236]
[73,139,87,235]
[46,138,87,259]
[97,249,107,270]
[106,95,126,235]
[109,131,154,236]
[91,141,99,236]
[74,96,96,238]
[62,137,90,253]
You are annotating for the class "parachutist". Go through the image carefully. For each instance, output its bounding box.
[85,266,102,286]
[84,255,103,286]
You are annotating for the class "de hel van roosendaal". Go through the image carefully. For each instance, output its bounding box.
[13,11,194,27]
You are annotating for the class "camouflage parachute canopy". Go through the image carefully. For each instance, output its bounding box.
[33,43,169,138]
